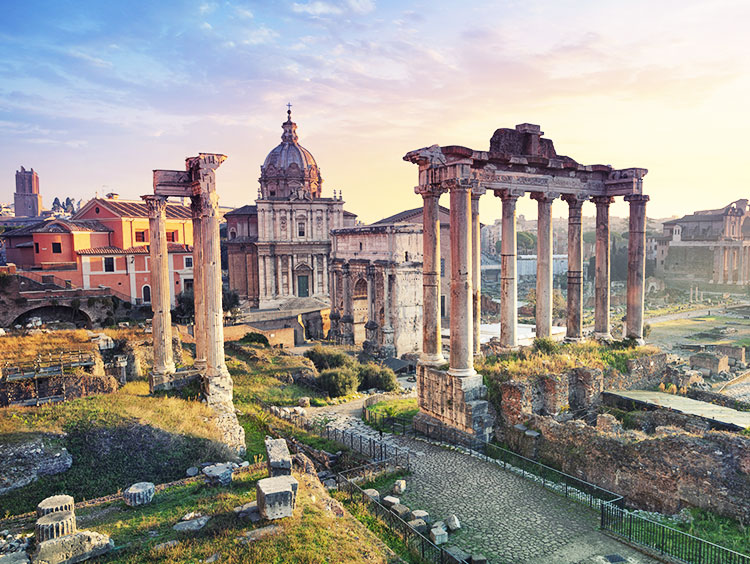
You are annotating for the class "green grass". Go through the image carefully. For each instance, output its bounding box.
[364,399,419,432]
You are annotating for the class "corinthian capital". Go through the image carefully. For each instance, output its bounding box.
[142,194,168,218]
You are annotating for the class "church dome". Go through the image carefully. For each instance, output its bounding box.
[259,108,322,199]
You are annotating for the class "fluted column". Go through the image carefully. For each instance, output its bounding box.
[190,196,206,371]
[341,263,354,344]
[471,189,484,355]
[382,266,396,356]
[563,194,586,342]
[416,186,445,364]
[625,194,649,343]
[531,192,555,338]
[497,189,521,348]
[144,195,175,388]
[322,254,328,296]
[312,255,319,295]
[593,196,614,340]
[449,180,475,377]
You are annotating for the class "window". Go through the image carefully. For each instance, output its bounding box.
[359,242,363,251]
[34,242,39,254]
[52,242,62,254]
[104,257,115,272]
[185,257,193,268]
[135,231,147,242]
[405,251,409,261]
[142,285,151,303]
[440,258,445,277]
[166,231,177,242]
[229,229,236,240]
[298,222,305,237]
[95,206,100,214]
[441,295,446,318]
[184,279,194,292]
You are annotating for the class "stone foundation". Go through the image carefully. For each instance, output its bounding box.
[416,363,493,443]
[150,368,201,393]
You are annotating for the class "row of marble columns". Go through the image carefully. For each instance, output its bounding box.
[418,183,649,377]
[714,245,750,284]
[258,253,328,298]
[144,187,234,401]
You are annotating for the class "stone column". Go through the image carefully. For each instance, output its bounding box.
[341,263,354,344]
[449,180,475,377]
[312,255,319,295]
[258,255,266,301]
[381,267,396,357]
[471,189,484,355]
[415,186,445,364]
[531,192,555,338]
[276,255,282,295]
[288,255,294,296]
[190,196,206,371]
[497,189,521,348]
[563,194,586,342]
[322,254,328,296]
[625,194,649,343]
[144,195,175,389]
[593,196,614,340]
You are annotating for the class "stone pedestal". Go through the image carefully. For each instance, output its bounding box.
[257,475,298,520]
[415,363,493,444]
[32,531,113,564]
[265,437,292,477]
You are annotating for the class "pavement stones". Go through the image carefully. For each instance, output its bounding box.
[470,555,487,564]
[381,495,399,508]
[444,545,471,563]
[122,482,155,507]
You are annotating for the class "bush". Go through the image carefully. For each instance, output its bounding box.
[239,331,269,346]
[318,367,359,397]
[532,337,559,355]
[305,345,355,371]
[357,363,398,392]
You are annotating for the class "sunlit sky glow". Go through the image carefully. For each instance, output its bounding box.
[1,0,749,224]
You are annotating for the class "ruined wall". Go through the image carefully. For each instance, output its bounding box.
[604,353,669,390]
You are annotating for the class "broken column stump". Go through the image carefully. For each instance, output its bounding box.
[264,437,292,477]
[256,475,299,520]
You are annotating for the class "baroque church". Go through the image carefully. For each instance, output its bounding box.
[226,108,357,309]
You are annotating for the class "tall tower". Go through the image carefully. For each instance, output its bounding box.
[14,166,42,217]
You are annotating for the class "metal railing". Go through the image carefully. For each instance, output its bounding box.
[601,503,750,564]
[362,407,750,564]
[337,459,469,564]
[2,350,95,380]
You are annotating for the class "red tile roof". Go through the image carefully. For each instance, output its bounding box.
[1,218,111,237]
[78,243,193,256]
[74,198,192,220]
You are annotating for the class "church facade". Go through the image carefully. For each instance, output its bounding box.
[226,109,357,309]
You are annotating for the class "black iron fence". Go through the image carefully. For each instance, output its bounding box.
[601,503,750,564]
[337,459,469,564]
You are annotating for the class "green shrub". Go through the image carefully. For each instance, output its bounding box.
[318,367,359,397]
[357,363,398,391]
[532,337,559,354]
[239,331,270,346]
[305,345,355,371]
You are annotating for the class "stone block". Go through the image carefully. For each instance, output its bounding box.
[362,488,380,503]
[298,397,311,408]
[264,438,292,477]
[409,509,430,523]
[173,516,210,532]
[690,353,728,375]
[445,514,461,531]
[256,476,298,520]
[391,503,411,520]
[445,545,471,563]
[381,495,399,508]
[470,554,487,564]
[123,482,155,507]
[31,531,113,564]
[35,511,76,542]
[233,501,261,523]
[407,518,429,534]
[202,463,234,486]
[393,479,406,494]
[186,466,199,477]
[430,526,448,545]
[36,495,75,518]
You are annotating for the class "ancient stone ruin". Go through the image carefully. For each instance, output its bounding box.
[403,124,649,442]
[144,153,245,455]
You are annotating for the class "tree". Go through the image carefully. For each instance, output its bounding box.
[52,197,62,211]
[525,288,566,319]
[517,231,537,254]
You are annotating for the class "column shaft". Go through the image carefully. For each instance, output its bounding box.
[449,183,474,376]
[419,190,444,364]
[564,195,585,341]
[594,196,613,340]
[625,194,649,343]
[471,193,481,355]
[145,195,175,386]
[533,193,554,338]
[313,255,319,295]
[499,191,519,348]
[191,198,206,370]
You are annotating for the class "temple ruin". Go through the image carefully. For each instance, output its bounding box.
[144,153,245,454]
[404,124,649,442]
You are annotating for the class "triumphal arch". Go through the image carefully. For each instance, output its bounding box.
[404,124,648,442]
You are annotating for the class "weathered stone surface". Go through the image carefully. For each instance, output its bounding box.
[690,352,729,376]
[381,495,399,508]
[444,545,471,564]
[393,479,406,494]
[173,516,210,532]
[31,531,112,564]
[35,512,76,542]
[445,514,461,531]
[122,482,155,507]
[36,496,74,518]
[430,526,448,545]
[240,524,280,543]
[298,397,310,408]
[391,503,411,520]
[409,509,429,523]
[186,466,199,477]
[470,555,487,564]
[202,463,233,486]
[264,437,292,477]
[1,438,73,497]
[233,502,261,523]
[152,540,179,551]
[256,476,298,520]
[407,518,429,534]
[0,552,30,564]
[362,489,379,503]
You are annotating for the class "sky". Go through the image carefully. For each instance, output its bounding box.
[1,0,749,225]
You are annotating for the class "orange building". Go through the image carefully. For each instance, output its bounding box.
[2,196,194,306]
